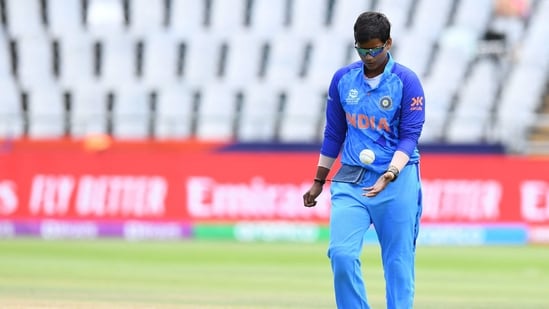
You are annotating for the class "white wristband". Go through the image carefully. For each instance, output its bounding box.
[318,154,336,169]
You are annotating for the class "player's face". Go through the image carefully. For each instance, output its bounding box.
[355,38,391,76]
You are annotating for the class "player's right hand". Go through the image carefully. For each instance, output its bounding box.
[303,184,323,207]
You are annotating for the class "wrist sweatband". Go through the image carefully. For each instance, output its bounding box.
[385,165,400,182]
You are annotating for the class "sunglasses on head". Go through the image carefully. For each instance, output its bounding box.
[354,42,386,57]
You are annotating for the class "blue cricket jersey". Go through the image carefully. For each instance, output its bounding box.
[320,53,425,174]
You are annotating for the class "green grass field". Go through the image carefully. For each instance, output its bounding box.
[0,239,548,308]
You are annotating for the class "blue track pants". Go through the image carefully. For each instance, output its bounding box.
[327,164,422,309]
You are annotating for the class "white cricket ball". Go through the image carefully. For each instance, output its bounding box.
[359,149,375,165]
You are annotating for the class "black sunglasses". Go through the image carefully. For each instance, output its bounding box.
[354,42,387,57]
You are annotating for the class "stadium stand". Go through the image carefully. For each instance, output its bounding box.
[154,83,197,139]
[111,84,152,139]
[87,0,126,37]
[208,0,249,36]
[223,32,267,87]
[0,0,547,154]
[0,78,22,137]
[26,85,66,138]
[139,31,179,90]
[4,0,45,39]
[70,83,109,137]
[248,0,286,36]
[446,57,499,143]
[170,0,208,36]
[47,0,86,39]
[237,81,282,141]
[194,81,240,141]
[279,82,327,142]
[528,92,549,154]
[128,0,166,37]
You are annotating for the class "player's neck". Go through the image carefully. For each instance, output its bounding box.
[364,55,388,78]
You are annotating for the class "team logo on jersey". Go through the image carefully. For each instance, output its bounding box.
[379,96,392,110]
[345,89,360,104]
[410,96,424,111]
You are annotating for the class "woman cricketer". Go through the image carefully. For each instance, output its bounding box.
[302,11,426,309]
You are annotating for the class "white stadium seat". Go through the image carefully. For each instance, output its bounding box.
[98,35,139,88]
[392,30,433,78]
[453,58,498,120]
[410,0,454,42]
[453,0,493,36]
[237,82,282,141]
[128,0,166,36]
[5,0,45,39]
[278,83,326,142]
[47,0,86,39]
[26,87,66,138]
[445,116,488,144]
[263,32,308,87]
[154,83,196,139]
[140,32,181,89]
[195,83,239,141]
[208,0,248,36]
[306,34,351,89]
[419,77,452,142]
[374,0,414,41]
[0,31,13,80]
[87,0,126,37]
[182,33,224,85]
[329,0,372,37]
[290,0,328,36]
[70,84,109,137]
[222,33,266,87]
[15,36,56,91]
[248,0,286,36]
[57,36,96,90]
[111,85,152,139]
[0,79,23,138]
[170,0,207,36]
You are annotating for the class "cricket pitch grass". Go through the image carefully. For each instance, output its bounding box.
[0,239,548,308]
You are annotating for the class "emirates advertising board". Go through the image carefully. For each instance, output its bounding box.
[1,141,548,244]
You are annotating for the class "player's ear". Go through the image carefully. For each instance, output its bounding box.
[385,37,393,50]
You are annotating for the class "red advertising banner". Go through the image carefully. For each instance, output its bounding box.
[421,155,549,224]
[1,141,549,233]
[0,141,332,223]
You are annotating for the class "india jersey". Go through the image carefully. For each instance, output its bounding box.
[320,53,425,174]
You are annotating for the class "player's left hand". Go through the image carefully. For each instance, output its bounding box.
[362,172,393,197]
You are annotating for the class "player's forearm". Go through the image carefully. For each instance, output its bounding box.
[314,166,331,183]
[315,154,335,182]
[389,150,409,171]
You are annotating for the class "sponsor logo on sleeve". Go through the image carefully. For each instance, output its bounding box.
[410,96,424,111]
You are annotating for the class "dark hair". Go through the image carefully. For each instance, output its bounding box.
[353,12,391,43]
